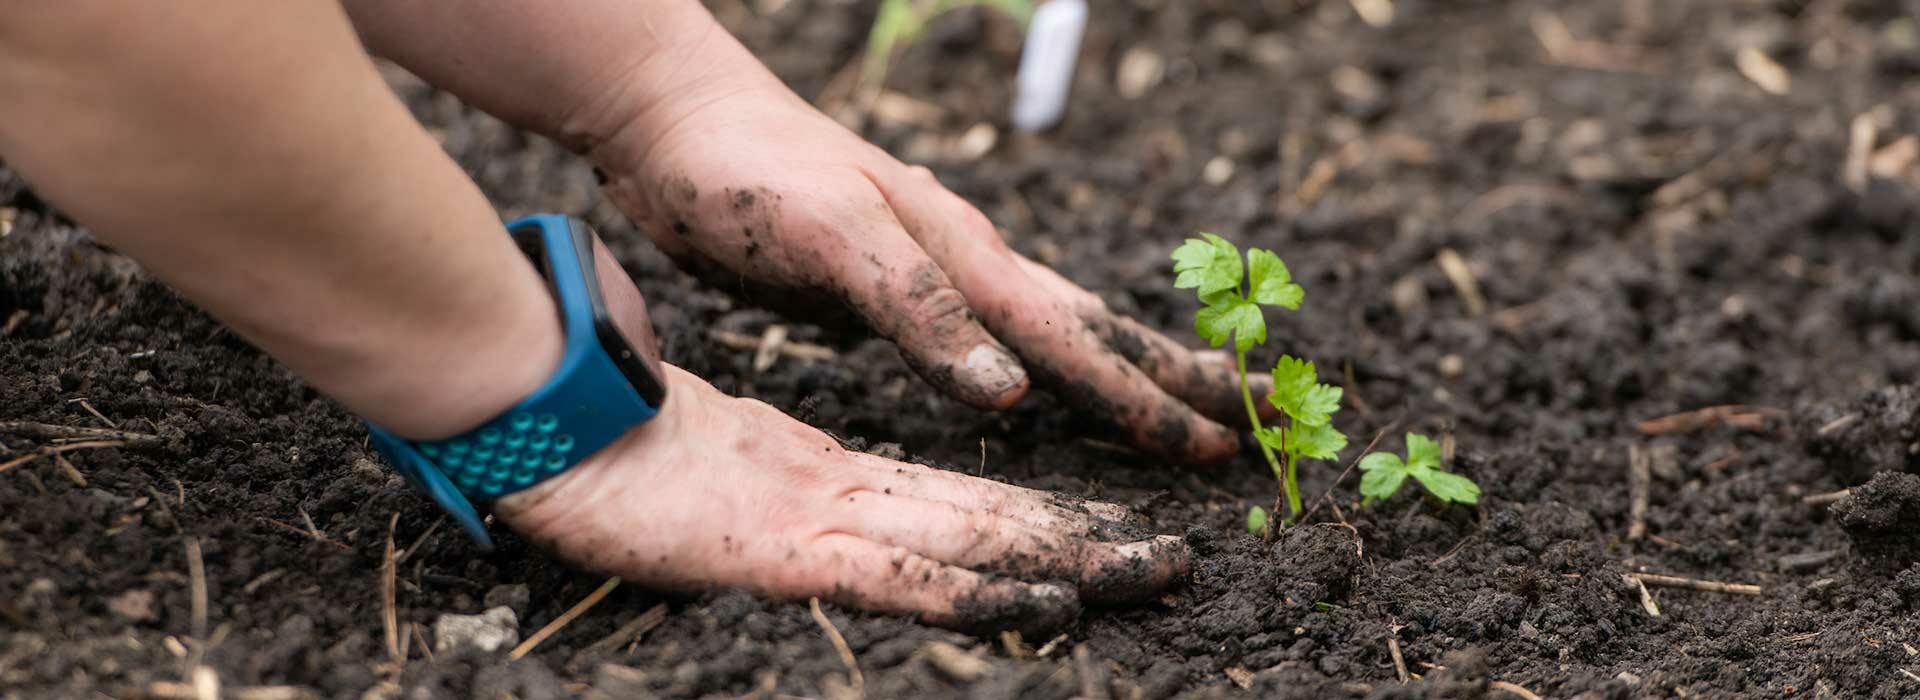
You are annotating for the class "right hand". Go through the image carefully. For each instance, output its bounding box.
[494,362,1190,633]
[591,60,1269,465]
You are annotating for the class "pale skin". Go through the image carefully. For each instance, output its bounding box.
[0,1,1267,630]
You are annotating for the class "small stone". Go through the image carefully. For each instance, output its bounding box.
[484,584,531,616]
[351,459,386,484]
[1391,275,1427,316]
[1203,156,1235,185]
[433,606,519,654]
[107,590,156,622]
[954,123,998,161]
[1115,47,1165,100]
[1438,354,1464,378]
[1777,549,1844,573]
[863,442,907,461]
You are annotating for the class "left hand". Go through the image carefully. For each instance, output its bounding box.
[591,67,1265,465]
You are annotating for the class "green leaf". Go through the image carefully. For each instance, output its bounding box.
[1268,355,1316,412]
[1406,433,1441,471]
[1172,233,1243,300]
[1359,463,1409,501]
[1358,451,1403,473]
[1290,383,1344,427]
[1246,506,1269,534]
[1253,425,1286,452]
[1267,357,1341,426]
[1247,249,1305,309]
[1413,469,1481,505]
[1288,421,1348,461]
[1195,297,1265,353]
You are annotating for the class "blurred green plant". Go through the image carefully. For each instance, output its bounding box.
[865,0,1036,87]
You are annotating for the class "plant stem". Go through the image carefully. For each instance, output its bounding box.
[1236,351,1289,494]
[1284,453,1304,515]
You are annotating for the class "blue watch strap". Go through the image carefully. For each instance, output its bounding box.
[365,214,661,548]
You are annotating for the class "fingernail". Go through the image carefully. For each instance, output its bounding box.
[962,343,1028,401]
[1116,535,1187,562]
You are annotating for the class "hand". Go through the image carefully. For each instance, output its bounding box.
[593,72,1267,465]
[494,361,1189,632]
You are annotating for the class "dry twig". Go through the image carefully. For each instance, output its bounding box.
[1627,572,1761,596]
[582,603,667,659]
[0,440,128,474]
[1627,445,1650,541]
[920,642,989,683]
[1435,248,1487,317]
[511,576,623,660]
[1635,405,1784,436]
[809,597,864,699]
[1802,489,1851,505]
[708,329,836,363]
[1073,645,1109,700]
[1387,635,1410,683]
[1628,574,1661,616]
[0,420,162,447]
[1490,680,1545,700]
[381,514,401,665]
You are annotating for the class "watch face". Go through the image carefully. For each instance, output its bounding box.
[509,220,668,408]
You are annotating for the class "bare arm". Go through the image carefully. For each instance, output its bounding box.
[342,0,763,166]
[0,1,559,439]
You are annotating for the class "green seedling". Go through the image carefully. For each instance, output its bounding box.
[1173,233,1347,525]
[1245,505,1268,534]
[1357,433,1481,506]
[865,0,1035,87]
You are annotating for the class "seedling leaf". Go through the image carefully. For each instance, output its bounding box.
[1358,459,1409,502]
[1356,433,1483,506]
[1270,356,1317,406]
[1268,357,1342,427]
[1406,433,1441,471]
[1289,422,1348,461]
[1413,469,1481,505]
[1172,233,1242,300]
[1246,506,1268,534]
[1247,249,1304,309]
[1195,297,1265,353]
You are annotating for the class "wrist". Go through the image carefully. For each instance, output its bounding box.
[570,2,789,176]
[328,241,564,440]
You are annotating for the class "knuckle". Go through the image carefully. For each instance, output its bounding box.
[888,546,947,584]
[907,285,974,330]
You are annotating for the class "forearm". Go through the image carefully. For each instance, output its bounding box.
[0,2,557,438]
[342,0,779,168]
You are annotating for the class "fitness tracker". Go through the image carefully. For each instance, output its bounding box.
[365,214,667,548]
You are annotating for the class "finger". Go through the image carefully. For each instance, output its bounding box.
[786,533,1080,634]
[1008,254,1281,424]
[836,490,1189,603]
[822,235,1031,410]
[872,171,1239,463]
[841,451,1142,533]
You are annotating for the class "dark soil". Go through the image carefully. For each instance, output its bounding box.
[6,1,1920,698]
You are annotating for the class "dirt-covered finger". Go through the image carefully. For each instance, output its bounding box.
[838,492,1189,603]
[788,533,1080,634]
[1085,313,1282,425]
[1006,254,1278,424]
[833,252,1029,411]
[873,177,1240,462]
[841,451,1141,534]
